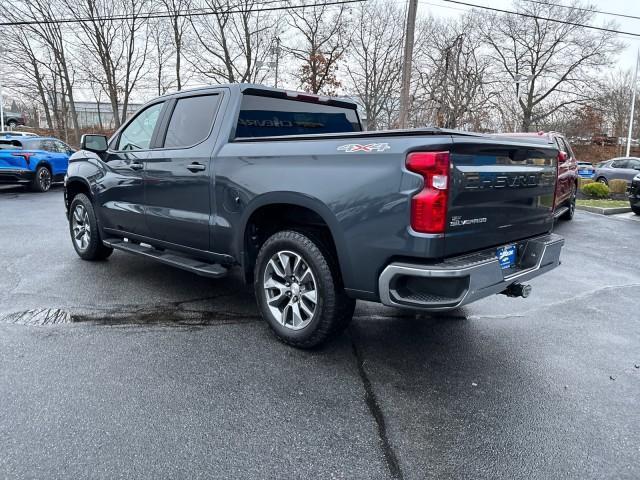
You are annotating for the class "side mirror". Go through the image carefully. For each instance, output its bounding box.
[81,134,108,153]
[558,151,568,162]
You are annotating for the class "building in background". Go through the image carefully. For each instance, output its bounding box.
[72,101,142,129]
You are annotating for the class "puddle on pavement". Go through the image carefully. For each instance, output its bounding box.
[0,307,259,327]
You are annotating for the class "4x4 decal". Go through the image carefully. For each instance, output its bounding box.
[337,143,390,153]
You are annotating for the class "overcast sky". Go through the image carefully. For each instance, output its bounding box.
[420,0,639,72]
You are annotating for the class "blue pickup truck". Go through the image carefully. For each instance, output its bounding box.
[0,136,74,191]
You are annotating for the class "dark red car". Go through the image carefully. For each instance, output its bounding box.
[494,131,578,221]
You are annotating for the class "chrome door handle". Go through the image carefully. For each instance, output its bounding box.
[187,163,206,172]
[130,162,143,170]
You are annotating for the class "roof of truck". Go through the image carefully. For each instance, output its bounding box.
[154,83,360,110]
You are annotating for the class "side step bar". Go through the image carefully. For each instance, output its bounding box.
[103,238,228,279]
[554,206,569,218]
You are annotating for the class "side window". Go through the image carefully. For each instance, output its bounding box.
[554,138,564,153]
[24,140,42,151]
[118,102,164,151]
[163,95,220,148]
[612,159,628,169]
[629,159,640,169]
[41,140,55,152]
[560,138,573,158]
[53,140,69,153]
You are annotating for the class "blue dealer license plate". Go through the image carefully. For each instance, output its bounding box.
[496,244,517,270]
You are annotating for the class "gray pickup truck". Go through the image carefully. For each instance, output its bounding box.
[64,84,564,348]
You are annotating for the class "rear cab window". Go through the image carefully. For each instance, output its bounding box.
[234,94,361,139]
[163,94,221,148]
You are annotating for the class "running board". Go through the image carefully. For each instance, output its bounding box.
[554,206,569,218]
[103,238,228,278]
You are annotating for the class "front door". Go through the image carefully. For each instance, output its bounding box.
[97,101,165,237]
[144,93,222,252]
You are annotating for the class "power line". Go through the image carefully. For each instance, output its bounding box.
[437,0,640,38]
[519,0,640,22]
[0,0,365,27]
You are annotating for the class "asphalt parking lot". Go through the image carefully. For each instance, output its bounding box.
[1,186,639,479]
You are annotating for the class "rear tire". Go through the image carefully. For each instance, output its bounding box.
[597,177,608,185]
[254,229,355,349]
[560,184,576,220]
[30,165,52,192]
[632,206,640,216]
[69,194,113,260]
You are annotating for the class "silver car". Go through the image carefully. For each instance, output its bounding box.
[594,157,640,184]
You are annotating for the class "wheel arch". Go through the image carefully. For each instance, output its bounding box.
[239,192,350,286]
[64,177,93,213]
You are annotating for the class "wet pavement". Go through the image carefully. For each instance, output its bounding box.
[1,186,639,479]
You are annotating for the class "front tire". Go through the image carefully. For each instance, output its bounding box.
[69,194,113,260]
[31,165,52,192]
[254,230,355,349]
[597,177,608,185]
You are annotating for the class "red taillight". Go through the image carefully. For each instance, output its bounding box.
[11,152,33,167]
[406,151,450,234]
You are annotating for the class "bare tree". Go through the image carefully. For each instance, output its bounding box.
[149,18,178,95]
[286,1,350,94]
[480,0,622,131]
[414,15,492,129]
[598,70,636,139]
[187,0,278,84]
[160,0,191,90]
[6,0,81,140]
[344,0,403,130]
[65,0,151,127]
[1,28,55,130]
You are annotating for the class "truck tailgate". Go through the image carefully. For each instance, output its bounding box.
[444,138,557,257]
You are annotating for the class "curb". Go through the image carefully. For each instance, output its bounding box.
[576,205,632,215]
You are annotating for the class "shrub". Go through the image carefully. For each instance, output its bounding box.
[608,179,628,194]
[578,178,593,189]
[581,182,610,199]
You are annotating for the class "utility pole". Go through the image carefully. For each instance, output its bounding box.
[626,48,639,158]
[398,0,418,129]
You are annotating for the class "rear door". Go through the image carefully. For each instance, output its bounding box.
[143,92,222,252]
[445,137,557,257]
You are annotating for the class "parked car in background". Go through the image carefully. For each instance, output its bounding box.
[591,134,617,146]
[577,161,595,179]
[0,136,74,192]
[629,174,640,215]
[0,131,37,138]
[1,111,26,128]
[494,131,578,221]
[593,157,640,185]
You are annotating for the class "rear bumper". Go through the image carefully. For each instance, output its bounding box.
[378,233,564,311]
[0,169,33,184]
